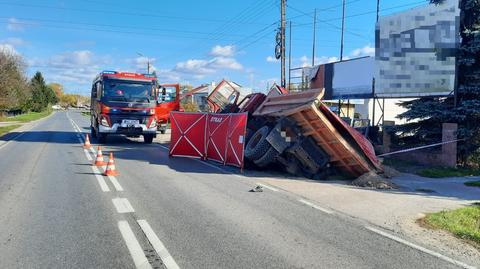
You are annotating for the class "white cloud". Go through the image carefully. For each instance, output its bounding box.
[6,18,26,32]
[210,45,235,57]
[299,55,338,67]
[131,56,157,73]
[2,37,25,46]
[209,57,242,70]
[266,56,279,63]
[29,50,112,89]
[350,45,375,57]
[174,53,243,77]
[0,43,18,55]
[175,59,214,76]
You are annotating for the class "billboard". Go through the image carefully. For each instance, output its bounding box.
[308,57,374,99]
[375,0,460,97]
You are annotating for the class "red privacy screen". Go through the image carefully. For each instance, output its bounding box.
[169,112,247,168]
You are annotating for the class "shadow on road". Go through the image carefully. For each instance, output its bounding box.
[0,131,81,144]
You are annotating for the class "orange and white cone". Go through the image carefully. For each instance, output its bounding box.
[104,153,119,176]
[83,134,92,149]
[93,146,106,166]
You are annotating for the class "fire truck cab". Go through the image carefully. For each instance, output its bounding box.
[90,71,158,144]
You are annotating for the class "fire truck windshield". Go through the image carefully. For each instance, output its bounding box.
[103,79,155,103]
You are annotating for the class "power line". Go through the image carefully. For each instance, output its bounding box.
[293,1,425,27]
[0,16,251,38]
[0,1,270,25]
[287,4,370,41]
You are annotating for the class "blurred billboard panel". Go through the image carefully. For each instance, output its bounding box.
[375,0,460,97]
[307,57,374,99]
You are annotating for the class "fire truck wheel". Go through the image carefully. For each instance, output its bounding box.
[91,126,97,139]
[244,126,271,161]
[144,134,154,144]
[98,133,107,143]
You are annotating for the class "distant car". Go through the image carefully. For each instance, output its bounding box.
[51,105,62,110]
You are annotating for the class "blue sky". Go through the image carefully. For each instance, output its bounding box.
[0,0,428,95]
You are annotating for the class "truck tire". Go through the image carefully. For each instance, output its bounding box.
[253,147,279,167]
[98,133,107,143]
[244,126,271,161]
[144,134,154,144]
[159,130,166,134]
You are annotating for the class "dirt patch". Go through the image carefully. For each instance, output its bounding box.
[351,171,398,189]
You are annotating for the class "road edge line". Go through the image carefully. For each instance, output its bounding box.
[298,199,333,214]
[365,226,476,269]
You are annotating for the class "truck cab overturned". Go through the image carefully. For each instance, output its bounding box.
[90,71,158,144]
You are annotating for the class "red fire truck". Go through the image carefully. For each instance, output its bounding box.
[90,71,158,143]
[155,83,180,134]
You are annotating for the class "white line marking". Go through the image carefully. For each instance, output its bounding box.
[90,146,96,155]
[365,226,476,269]
[92,166,110,192]
[118,221,153,269]
[137,220,180,269]
[84,149,93,161]
[298,199,333,214]
[108,175,124,191]
[112,198,135,213]
[256,183,279,192]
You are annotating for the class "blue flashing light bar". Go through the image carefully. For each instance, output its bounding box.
[101,70,117,75]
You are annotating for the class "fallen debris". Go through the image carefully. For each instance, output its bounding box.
[249,185,264,192]
[351,171,398,189]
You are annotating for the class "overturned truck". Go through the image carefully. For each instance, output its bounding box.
[244,88,382,179]
[204,81,382,179]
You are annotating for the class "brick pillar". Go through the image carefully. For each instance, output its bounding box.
[441,123,457,167]
[382,131,391,154]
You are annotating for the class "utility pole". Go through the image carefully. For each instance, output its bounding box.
[288,20,292,90]
[312,8,317,66]
[340,0,346,61]
[376,0,380,22]
[136,52,150,74]
[281,0,286,88]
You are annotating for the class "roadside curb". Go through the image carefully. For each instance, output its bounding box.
[0,111,56,149]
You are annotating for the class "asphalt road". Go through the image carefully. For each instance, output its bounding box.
[0,111,468,269]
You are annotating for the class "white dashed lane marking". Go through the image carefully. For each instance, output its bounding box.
[91,165,110,192]
[112,198,135,213]
[118,221,153,269]
[137,220,180,269]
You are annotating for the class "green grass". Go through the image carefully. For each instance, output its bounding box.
[81,111,90,117]
[417,167,480,178]
[424,206,480,247]
[4,109,52,123]
[0,125,21,137]
[465,181,480,188]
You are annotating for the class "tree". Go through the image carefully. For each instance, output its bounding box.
[0,49,30,111]
[29,72,57,112]
[48,83,64,99]
[396,0,480,165]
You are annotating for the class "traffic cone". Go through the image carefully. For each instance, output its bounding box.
[83,134,92,149]
[93,146,106,166]
[104,153,119,176]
